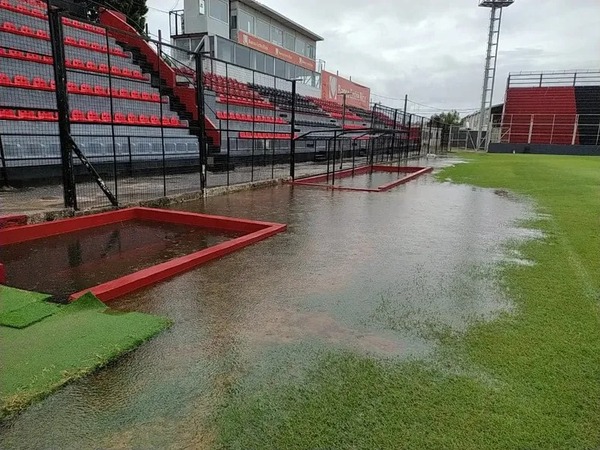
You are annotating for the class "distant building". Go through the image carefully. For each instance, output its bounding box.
[462,104,503,130]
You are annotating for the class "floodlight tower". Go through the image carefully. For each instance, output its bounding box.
[476,0,514,150]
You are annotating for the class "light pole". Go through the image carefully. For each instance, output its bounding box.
[476,0,514,150]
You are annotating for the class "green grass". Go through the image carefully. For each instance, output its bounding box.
[0,289,171,420]
[213,154,600,449]
[0,285,60,328]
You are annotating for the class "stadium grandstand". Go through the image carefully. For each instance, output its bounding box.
[0,0,438,210]
[488,70,600,155]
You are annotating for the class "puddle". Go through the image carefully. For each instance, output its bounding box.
[0,220,241,298]
[0,158,542,448]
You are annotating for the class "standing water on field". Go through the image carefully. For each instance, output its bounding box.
[0,158,542,449]
[0,220,241,299]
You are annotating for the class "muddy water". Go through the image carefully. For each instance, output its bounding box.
[0,158,541,449]
[0,220,240,299]
[332,170,411,189]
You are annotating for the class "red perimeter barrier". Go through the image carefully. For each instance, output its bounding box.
[0,207,286,302]
[290,165,433,192]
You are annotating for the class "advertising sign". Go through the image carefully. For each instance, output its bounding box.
[321,70,371,110]
[237,31,316,71]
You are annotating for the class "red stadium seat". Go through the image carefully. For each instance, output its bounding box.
[32,77,49,89]
[0,109,17,119]
[86,111,100,122]
[66,81,79,93]
[0,73,11,86]
[110,66,122,76]
[25,52,43,63]
[13,75,30,87]
[70,109,85,121]
[17,110,36,120]
[1,22,16,32]
[118,88,130,98]
[80,84,93,94]
[71,59,85,69]
[94,85,109,96]
[127,113,138,124]
[100,111,111,123]
[38,111,56,120]
[141,92,151,101]
[130,90,141,100]
[151,93,160,102]
[114,112,126,123]
[77,39,90,49]
[150,115,161,125]
[36,29,49,39]
[138,114,149,124]
[86,61,98,71]
[98,63,109,73]
[121,68,133,77]
[64,36,77,46]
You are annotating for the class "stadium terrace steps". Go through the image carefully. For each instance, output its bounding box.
[504,87,579,144]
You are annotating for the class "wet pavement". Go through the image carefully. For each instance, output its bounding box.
[0,157,541,449]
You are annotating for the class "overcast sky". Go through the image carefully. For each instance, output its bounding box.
[146,0,600,115]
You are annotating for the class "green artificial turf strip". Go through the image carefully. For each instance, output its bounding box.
[0,285,52,315]
[0,292,171,419]
[213,154,600,449]
[0,300,61,328]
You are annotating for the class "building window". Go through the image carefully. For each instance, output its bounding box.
[216,37,233,62]
[265,55,274,75]
[256,18,270,41]
[230,15,237,29]
[209,0,228,23]
[295,38,305,56]
[254,51,266,72]
[236,44,251,69]
[271,26,283,46]
[307,44,315,59]
[284,32,295,51]
[275,58,285,78]
[238,10,254,34]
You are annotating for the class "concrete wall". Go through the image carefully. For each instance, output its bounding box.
[489,143,600,156]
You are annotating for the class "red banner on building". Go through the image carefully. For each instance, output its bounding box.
[321,70,371,110]
[237,31,316,71]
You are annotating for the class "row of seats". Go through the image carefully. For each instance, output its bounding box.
[216,95,273,109]
[0,108,185,127]
[1,0,105,35]
[0,73,164,102]
[295,119,338,128]
[239,132,295,140]
[1,21,126,57]
[216,111,287,124]
[13,0,46,11]
[0,48,149,81]
[310,97,364,121]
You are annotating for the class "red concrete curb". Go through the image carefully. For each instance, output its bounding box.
[0,207,286,302]
[290,165,433,192]
[0,214,28,229]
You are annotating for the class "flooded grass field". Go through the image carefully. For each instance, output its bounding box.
[2,155,597,449]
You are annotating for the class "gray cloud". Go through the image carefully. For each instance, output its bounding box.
[147,0,600,115]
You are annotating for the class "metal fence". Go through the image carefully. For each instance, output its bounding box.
[491,113,600,146]
[0,1,446,213]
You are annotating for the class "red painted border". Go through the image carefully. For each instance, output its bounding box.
[290,165,433,192]
[0,207,286,302]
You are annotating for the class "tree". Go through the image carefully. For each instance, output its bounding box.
[429,110,461,126]
[91,0,148,33]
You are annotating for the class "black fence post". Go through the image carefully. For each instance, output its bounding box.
[390,109,398,162]
[105,26,118,202]
[48,6,77,209]
[332,131,338,186]
[157,30,167,197]
[0,134,9,187]
[195,52,206,191]
[290,80,297,179]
